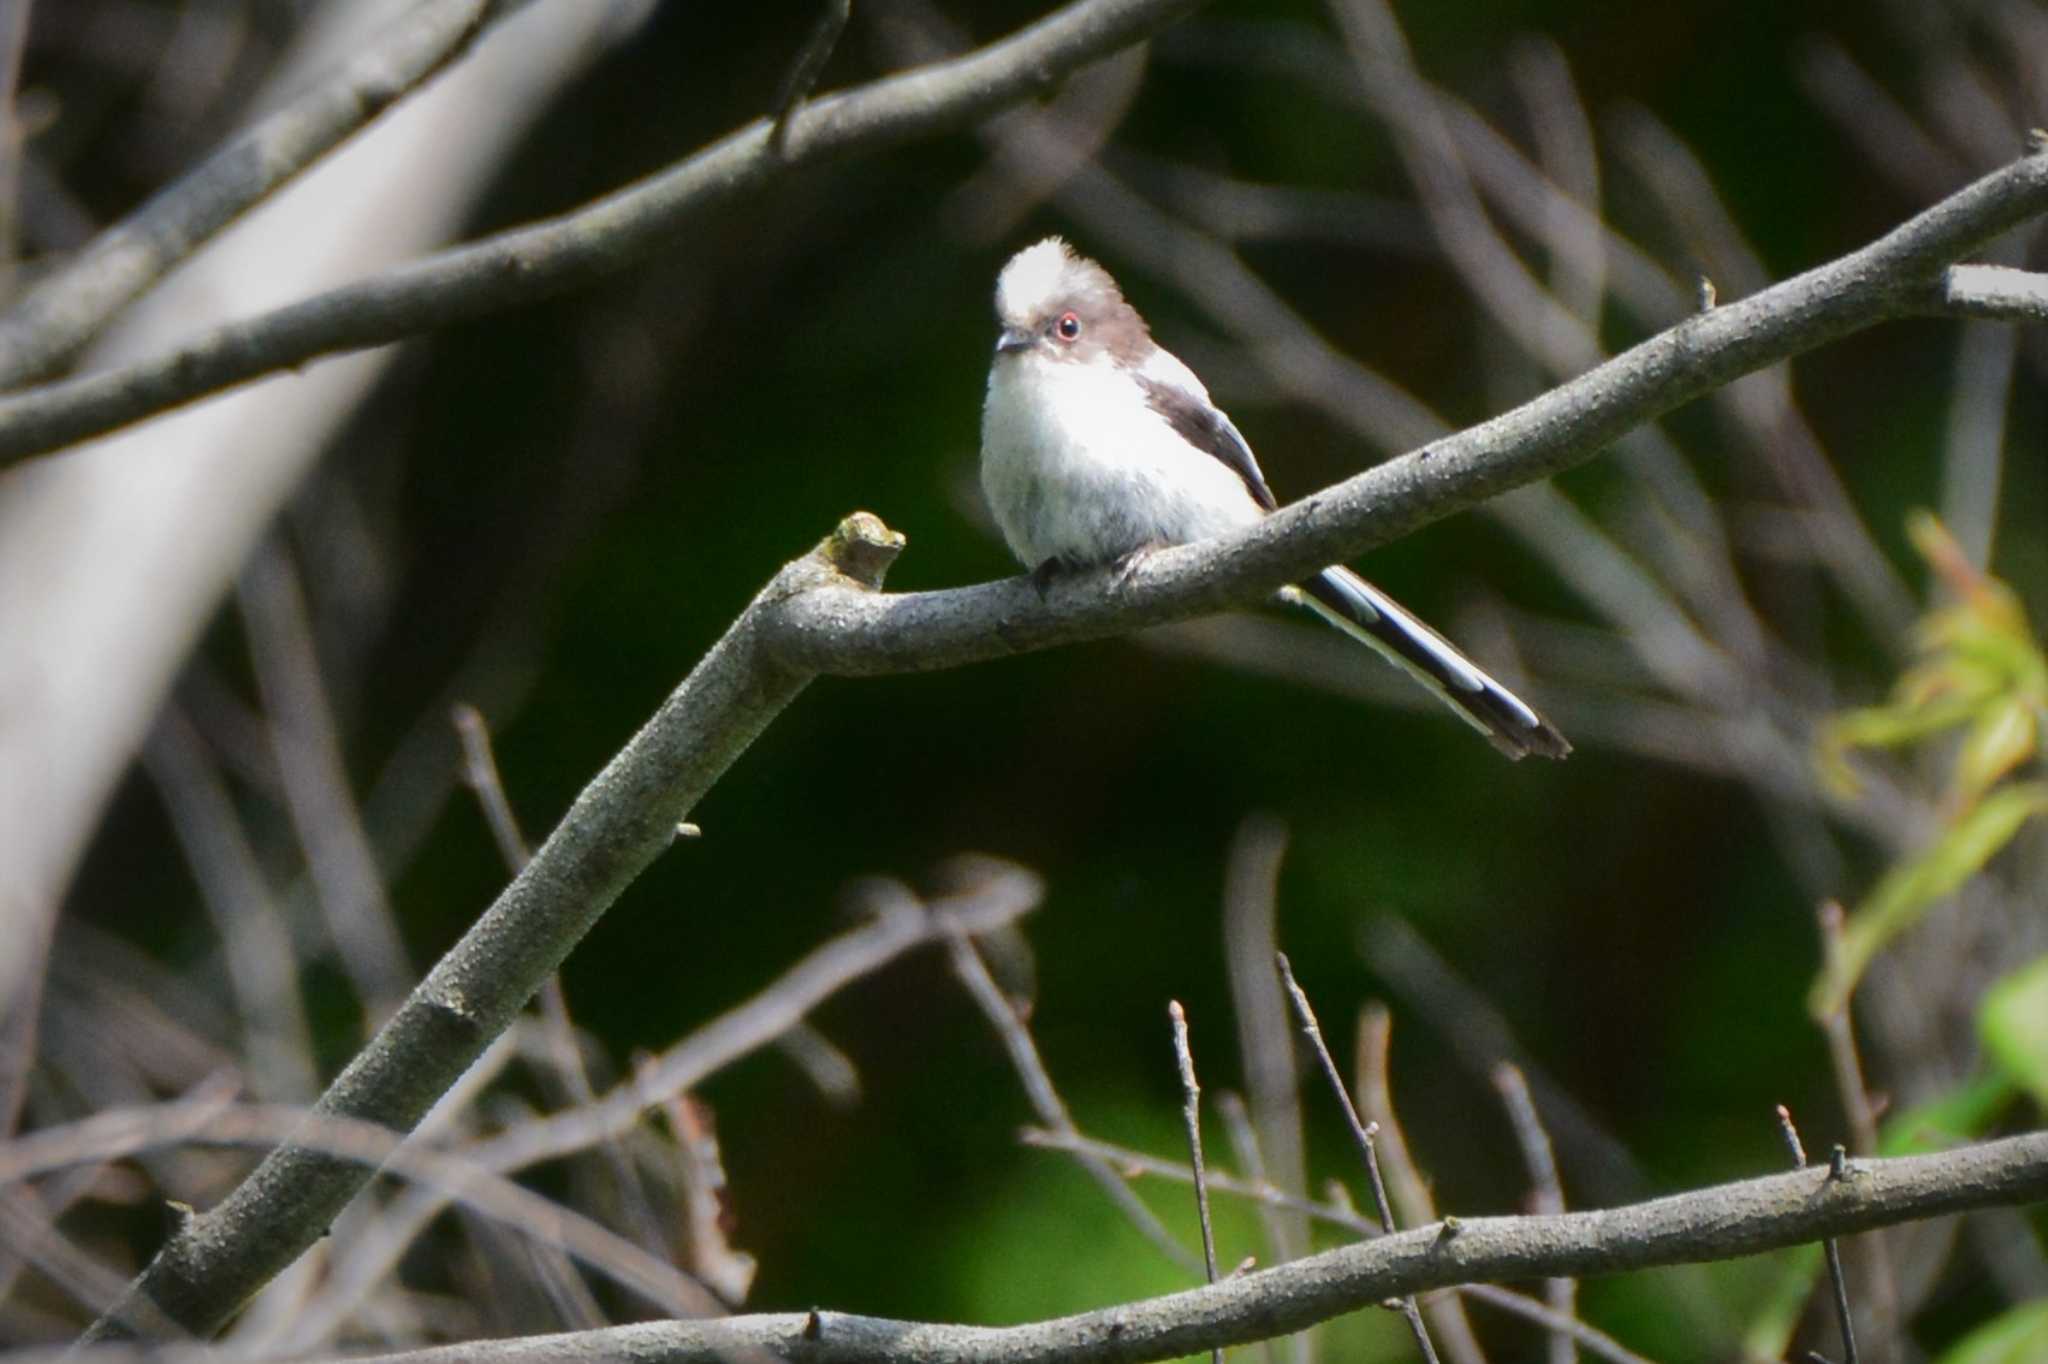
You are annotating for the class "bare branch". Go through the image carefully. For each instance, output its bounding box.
[271,853,1038,1353]
[0,0,1206,466]
[0,0,505,387]
[0,1100,722,1321]
[452,702,535,871]
[1776,1107,1859,1364]
[946,915,1197,1274]
[237,537,412,1008]
[1022,1126,1655,1364]
[762,150,2048,677]
[80,515,904,1341]
[316,1131,2048,1364]
[1806,910,1900,1358]
[1275,957,1440,1364]
[1167,1002,1224,1364]
[1930,263,2048,320]
[1221,816,1304,1254]
[771,0,854,155]
[141,709,320,1103]
[1355,1006,1481,1364]
[1492,1064,1574,1364]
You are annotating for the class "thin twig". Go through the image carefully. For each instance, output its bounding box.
[450,700,678,1270]
[1169,1002,1225,1364]
[774,1021,862,1107]
[238,537,412,1010]
[141,708,320,1102]
[1607,102,1915,640]
[947,923,1198,1274]
[1016,1124,1804,1364]
[770,0,853,155]
[1359,919,1653,1205]
[1821,1148,1861,1364]
[1813,904,1897,1354]
[1493,1065,1574,1364]
[1775,1106,1859,1364]
[1024,1127,1371,1233]
[1221,816,1306,1267]
[1355,1007,1487,1364]
[274,854,1039,1353]
[1275,955,1440,1364]
[5,1100,723,1324]
[453,703,534,870]
[1214,1093,1288,1364]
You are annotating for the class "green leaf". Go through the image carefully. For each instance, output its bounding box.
[1879,1071,2017,1154]
[1810,783,2048,1017]
[1981,955,2048,1109]
[1815,694,1983,797]
[1933,1299,2048,1364]
[1826,694,1984,750]
[1954,699,2040,807]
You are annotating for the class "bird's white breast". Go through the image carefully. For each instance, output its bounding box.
[980,354,1261,569]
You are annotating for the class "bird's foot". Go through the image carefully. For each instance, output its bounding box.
[1029,556,1076,599]
[1109,543,1165,591]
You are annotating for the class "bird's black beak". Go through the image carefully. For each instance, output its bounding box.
[995,327,1035,354]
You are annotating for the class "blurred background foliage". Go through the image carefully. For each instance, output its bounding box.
[16,0,2048,1360]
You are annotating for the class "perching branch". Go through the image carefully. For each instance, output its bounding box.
[0,0,1205,466]
[323,1130,2048,1364]
[761,147,2048,678]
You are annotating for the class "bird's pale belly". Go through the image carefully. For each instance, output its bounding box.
[982,367,1257,568]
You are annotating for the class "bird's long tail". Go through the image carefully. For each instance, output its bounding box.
[1285,567,1570,760]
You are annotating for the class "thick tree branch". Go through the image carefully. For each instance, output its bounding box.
[80,516,902,1341]
[327,1131,2048,1364]
[761,147,2048,677]
[0,0,506,388]
[0,0,1204,466]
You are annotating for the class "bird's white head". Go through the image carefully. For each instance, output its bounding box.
[991,237,1149,365]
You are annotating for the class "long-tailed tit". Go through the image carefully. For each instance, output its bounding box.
[979,237,1568,760]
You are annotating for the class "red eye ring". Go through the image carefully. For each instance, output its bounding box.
[1054,311,1082,341]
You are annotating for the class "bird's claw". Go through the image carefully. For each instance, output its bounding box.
[1029,557,1073,599]
[1110,544,1162,591]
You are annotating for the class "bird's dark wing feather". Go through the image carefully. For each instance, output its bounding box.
[1135,374,1277,511]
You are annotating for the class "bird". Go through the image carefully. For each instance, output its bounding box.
[978,236,1568,760]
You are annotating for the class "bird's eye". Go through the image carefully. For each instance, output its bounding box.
[1053,311,1083,341]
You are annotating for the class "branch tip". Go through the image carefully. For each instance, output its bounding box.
[1775,1108,1809,1168]
[820,511,906,588]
